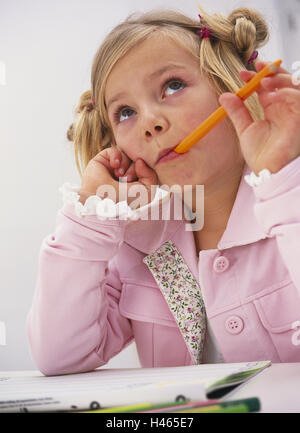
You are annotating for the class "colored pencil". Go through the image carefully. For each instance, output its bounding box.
[168,397,260,413]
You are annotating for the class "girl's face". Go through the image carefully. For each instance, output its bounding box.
[105,35,242,188]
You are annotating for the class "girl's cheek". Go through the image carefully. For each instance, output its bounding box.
[183,94,219,130]
[182,108,205,131]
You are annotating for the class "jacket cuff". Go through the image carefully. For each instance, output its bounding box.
[59,182,169,222]
[244,169,272,188]
[59,182,135,221]
[250,156,300,201]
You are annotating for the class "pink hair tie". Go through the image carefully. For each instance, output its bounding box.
[91,96,96,105]
[247,50,258,64]
[196,27,212,39]
[196,14,212,39]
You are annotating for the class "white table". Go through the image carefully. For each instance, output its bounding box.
[1,364,300,413]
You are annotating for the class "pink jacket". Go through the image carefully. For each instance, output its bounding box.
[27,157,300,375]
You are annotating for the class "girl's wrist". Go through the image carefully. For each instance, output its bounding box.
[78,189,94,205]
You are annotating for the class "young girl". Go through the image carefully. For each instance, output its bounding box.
[27,6,300,375]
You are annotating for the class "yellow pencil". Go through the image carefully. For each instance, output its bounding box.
[174,59,283,154]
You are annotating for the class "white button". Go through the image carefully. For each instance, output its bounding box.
[213,256,229,273]
[225,316,244,334]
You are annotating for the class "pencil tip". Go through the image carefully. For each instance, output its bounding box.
[274,59,283,67]
[268,59,282,74]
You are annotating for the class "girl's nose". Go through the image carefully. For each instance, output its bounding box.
[145,124,163,137]
[141,109,169,138]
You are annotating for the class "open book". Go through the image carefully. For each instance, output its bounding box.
[0,361,271,412]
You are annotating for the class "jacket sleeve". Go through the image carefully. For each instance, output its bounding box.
[26,202,134,376]
[251,155,300,292]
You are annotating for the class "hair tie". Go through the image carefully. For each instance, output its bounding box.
[247,50,258,64]
[85,96,96,112]
[76,95,96,114]
[195,27,212,39]
[196,13,212,39]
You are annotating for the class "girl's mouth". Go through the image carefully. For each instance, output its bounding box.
[156,144,187,165]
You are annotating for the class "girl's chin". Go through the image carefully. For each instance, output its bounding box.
[158,170,194,183]
[158,178,185,190]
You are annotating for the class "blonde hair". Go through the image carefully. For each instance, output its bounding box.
[67,5,269,179]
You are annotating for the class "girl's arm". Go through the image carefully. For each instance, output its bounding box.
[26,202,134,376]
[220,61,300,293]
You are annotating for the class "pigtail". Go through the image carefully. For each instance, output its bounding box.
[228,8,269,70]
[195,5,269,122]
[67,90,112,180]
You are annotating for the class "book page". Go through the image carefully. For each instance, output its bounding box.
[0,361,270,412]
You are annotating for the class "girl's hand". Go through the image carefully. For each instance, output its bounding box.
[219,61,300,175]
[79,146,158,208]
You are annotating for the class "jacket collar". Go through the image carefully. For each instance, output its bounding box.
[124,163,267,254]
[217,163,268,250]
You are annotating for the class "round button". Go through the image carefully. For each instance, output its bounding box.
[225,316,244,334]
[213,256,229,273]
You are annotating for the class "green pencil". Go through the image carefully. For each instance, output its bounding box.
[170,397,260,413]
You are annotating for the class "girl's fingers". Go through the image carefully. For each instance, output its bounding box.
[110,147,133,178]
[94,149,114,171]
[261,74,300,91]
[240,70,298,90]
[134,159,158,195]
[240,59,293,84]
[255,60,290,75]
[123,161,138,182]
[219,92,254,138]
[109,147,123,169]
[261,88,300,114]
[239,70,256,83]
[239,70,299,101]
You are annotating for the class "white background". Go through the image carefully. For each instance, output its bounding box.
[0,0,299,371]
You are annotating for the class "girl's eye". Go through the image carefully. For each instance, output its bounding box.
[114,107,136,123]
[113,78,186,124]
[164,79,185,97]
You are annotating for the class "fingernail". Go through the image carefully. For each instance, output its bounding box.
[118,168,125,175]
[115,159,120,166]
[262,77,271,86]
